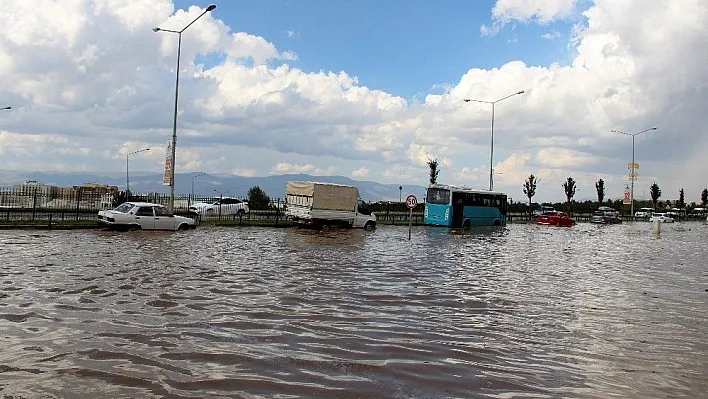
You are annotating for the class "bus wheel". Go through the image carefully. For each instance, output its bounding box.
[462,220,471,230]
[493,219,501,226]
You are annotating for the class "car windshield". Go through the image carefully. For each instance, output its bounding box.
[114,203,134,213]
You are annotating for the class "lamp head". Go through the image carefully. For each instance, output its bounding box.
[152,27,160,32]
[517,90,525,95]
[462,99,470,102]
[206,4,216,11]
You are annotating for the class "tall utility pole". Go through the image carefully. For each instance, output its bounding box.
[153,4,216,211]
[612,127,658,217]
[463,91,524,191]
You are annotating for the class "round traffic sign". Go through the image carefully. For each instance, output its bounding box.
[405,194,418,209]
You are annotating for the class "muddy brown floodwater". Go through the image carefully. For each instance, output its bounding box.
[1,223,707,398]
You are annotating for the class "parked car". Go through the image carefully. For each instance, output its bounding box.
[634,207,654,218]
[591,206,622,224]
[649,213,675,223]
[189,197,249,216]
[537,210,575,227]
[97,202,196,231]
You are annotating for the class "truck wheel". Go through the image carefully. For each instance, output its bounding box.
[364,222,376,231]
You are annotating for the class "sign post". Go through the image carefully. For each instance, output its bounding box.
[405,194,417,240]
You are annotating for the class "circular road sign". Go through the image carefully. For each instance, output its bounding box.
[405,195,418,209]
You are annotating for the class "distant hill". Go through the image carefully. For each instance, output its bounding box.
[0,170,427,202]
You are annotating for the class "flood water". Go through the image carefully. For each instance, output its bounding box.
[1,223,707,398]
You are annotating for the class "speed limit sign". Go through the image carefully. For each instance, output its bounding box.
[405,195,418,209]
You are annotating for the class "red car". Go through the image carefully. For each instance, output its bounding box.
[537,211,575,227]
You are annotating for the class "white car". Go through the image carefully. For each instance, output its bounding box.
[649,213,675,223]
[97,202,196,231]
[634,208,654,218]
[189,197,249,216]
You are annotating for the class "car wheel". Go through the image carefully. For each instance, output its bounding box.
[127,224,141,232]
[178,224,190,231]
[237,209,245,216]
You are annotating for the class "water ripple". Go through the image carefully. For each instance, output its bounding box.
[1,224,707,398]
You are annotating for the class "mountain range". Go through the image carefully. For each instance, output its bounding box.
[0,170,428,202]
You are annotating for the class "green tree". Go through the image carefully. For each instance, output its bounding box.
[650,182,661,209]
[523,174,537,217]
[595,178,605,204]
[678,188,685,209]
[247,185,270,210]
[701,188,708,207]
[427,158,440,185]
[563,177,577,214]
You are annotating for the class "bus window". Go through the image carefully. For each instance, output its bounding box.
[426,188,450,204]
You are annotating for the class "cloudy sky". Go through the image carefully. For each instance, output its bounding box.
[0,0,706,203]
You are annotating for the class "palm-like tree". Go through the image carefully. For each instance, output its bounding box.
[595,179,605,204]
[427,158,440,185]
[563,177,577,215]
[523,174,537,218]
[650,182,661,209]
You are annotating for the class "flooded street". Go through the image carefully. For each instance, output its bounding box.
[1,223,707,398]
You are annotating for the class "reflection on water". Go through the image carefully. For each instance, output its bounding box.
[1,224,707,398]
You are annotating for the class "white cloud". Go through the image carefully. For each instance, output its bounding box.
[481,0,578,36]
[352,167,369,178]
[541,31,563,40]
[272,163,315,174]
[0,0,707,203]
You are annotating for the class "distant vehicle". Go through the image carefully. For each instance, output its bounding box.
[189,197,249,216]
[688,207,705,217]
[537,210,575,227]
[665,208,682,219]
[591,206,622,224]
[285,181,376,230]
[650,213,675,223]
[536,211,575,227]
[424,184,507,228]
[98,202,196,231]
[634,207,654,218]
[533,205,555,217]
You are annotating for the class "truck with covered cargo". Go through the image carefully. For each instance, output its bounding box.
[285,181,376,230]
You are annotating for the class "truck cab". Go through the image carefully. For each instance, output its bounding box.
[354,199,376,229]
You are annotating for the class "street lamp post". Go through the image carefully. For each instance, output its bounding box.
[153,4,216,212]
[191,172,210,204]
[464,90,524,191]
[126,148,150,198]
[611,127,658,217]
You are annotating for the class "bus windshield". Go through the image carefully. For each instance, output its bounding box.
[426,188,451,205]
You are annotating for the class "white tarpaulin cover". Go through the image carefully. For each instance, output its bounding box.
[286,181,358,211]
